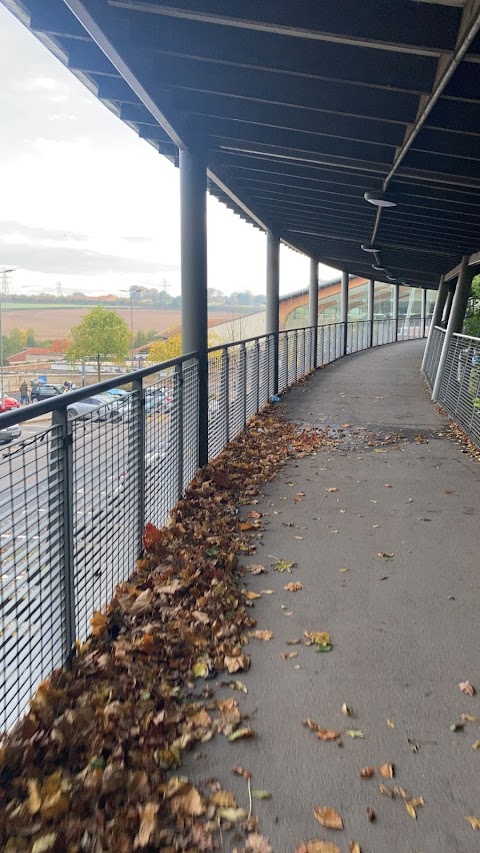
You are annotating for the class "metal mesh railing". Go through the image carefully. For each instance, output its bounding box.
[0,320,427,731]
[423,326,446,388]
[436,333,480,446]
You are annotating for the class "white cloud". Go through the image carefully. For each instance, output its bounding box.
[0,4,339,298]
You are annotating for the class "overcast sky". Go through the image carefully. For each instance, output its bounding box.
[0,4,338,298]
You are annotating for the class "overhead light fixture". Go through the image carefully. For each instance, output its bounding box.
[364,190,398,208]
[361,243,380,253]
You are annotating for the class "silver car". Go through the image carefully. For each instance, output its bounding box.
[67,394,124,422]
[0,424,22,445]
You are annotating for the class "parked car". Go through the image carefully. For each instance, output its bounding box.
[145,387,174,413]
[106,388,130,400]
[67,394,124,422]
[0,424,21,444]
[0,395,20,413]
[30,383,65,403]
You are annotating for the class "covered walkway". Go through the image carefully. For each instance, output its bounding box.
[188,339,480,852]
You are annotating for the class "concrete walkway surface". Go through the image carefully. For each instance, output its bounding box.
[188,340,480,852]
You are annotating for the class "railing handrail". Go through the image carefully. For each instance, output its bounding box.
[452,331,480,344]
[0,350,199,429]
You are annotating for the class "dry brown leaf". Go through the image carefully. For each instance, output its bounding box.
[459,681,476,697]
[217,806,247,822]
[295,842,341,853]
[249,629,274,641]
[349,843,361,853]
[128,588,153,616]
[246,833,273,853]
[27,779,41,815]
[313,806,344,830]
[211,790,236,808]
[225,654,250,673]
[90,610,108,636]
[245,590,261,600]
[472,740,480,750]
[379,784,395,798]
[284,582,303,592]
[325,487,338,493]
[134,802,159,848]
[190,708,212,728]
[378,551,394,559]
[466,816,480,830]
[316,729,341,742]
[366,807,376,822]
[360,767,375,779]
[378,762,395,779]
[247,511,262,519]
[232,765,252,780]
[170,784,205,817]
[247,564,266,574]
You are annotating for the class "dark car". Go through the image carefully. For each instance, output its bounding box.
[30,383,65,403]
[0,424,21,444]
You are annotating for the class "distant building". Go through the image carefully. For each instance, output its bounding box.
[7,347,66,365]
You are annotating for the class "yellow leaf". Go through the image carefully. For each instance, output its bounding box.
[228,727,254,742]
[472,740,480,750]
[341,703,352,716]
[27,779,41,815]
[304,631,331,646]
[346,729,364,738]
[325,487,338,492]
[90,610,108,636]
[466,816,480,830]
[217,806,247,822]
[313,806,344,830]
[211,790,236,808]
[349,844,361,853]
[192,661,208,678]
[32,836,57,853]
[461,714,477,723]
[387,719,395,729]
[134,802,159,848]
[405,802,417,819]
[245,590,261,600]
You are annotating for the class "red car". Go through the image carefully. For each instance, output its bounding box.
[0,395,20,413]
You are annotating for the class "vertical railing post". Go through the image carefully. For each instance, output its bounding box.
[266,335,271,397]
[341,271,349,355]
[174,362,184,497]
[225,347,230,443]
[52,408,76,658]
[241,341,247,427]
[285,332,289,387]
[179,148,208,467]
[266,230,280,394]
[421,288,427,338]
[368,279,374,348]
[255,338,260,412]
[309,257,319,368]
[132,375,146,556]
[393,285,399,342]
[294,331,298,380]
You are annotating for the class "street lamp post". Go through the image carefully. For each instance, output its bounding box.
[0,268,15,410]
[121,287,142,369]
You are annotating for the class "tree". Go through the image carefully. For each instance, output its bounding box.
[148,331,221,364]
[464,275,480,338]
[68,306,130,381]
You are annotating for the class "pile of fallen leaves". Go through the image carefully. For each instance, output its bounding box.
[0,410,312,853]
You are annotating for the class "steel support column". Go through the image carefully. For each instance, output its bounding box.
[309,258,318,368]
[368,278,375,348]
[180,147,208,466]
[393,285,399,341]
[421,275,448,373]
[266,230,280,394]
[340,271,349,355]
[421,288,427,338]
[442,285,455,327]
[432,255,471,402]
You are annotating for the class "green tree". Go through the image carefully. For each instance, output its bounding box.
[464,275,480,338]
[68,306,130,381]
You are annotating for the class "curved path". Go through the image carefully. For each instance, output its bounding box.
[191,340,480,852]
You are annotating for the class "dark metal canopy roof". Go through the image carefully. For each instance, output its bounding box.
[6,0,480,288]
